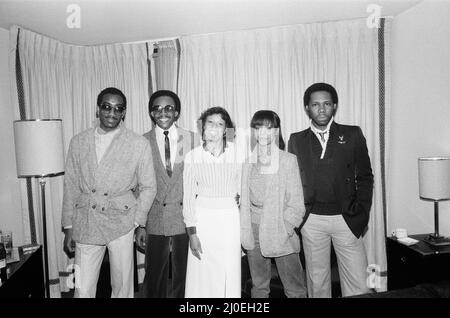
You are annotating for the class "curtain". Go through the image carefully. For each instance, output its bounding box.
[9,25,151,297]
[178,18,389,291]
[9,16,391,295]
[153,39,179,92]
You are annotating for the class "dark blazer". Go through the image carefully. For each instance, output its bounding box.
[288,122,374,238]
[143,127,199,236]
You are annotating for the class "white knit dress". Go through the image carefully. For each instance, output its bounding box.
[183,142,243,298]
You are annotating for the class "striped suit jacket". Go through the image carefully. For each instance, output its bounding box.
[143,127,199,236]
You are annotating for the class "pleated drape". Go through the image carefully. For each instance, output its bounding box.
[10,25,151,297]
[9,17,390,296]
[178,18,389,291]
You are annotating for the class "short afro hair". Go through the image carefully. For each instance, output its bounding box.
[303,82,338,107]
[148,90,181,119]
[97,87,127,108]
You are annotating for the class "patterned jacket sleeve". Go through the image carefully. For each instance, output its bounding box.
[133,139,157,226]
[61,137,80,228]
[283,155,305,235]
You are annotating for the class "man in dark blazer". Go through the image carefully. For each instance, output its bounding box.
[135,90,199,298]
[288,82,374,298]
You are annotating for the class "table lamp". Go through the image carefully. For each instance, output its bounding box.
[418,156,450,246]
[13,119,65,298]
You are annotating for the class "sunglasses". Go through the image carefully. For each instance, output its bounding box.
[99,103,126,114]
[151,105,176,113]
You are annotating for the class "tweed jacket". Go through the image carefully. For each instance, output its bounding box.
[288,122,374,238]
[61,125,157,245]
[143,127,199,236]
[240,147,306,257]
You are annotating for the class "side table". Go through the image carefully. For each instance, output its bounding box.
[387,234,450,290]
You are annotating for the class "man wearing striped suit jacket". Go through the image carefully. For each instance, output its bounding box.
[136,90,199,298]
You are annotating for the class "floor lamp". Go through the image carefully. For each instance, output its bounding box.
[418,157,450,247]
[13,119,65,298]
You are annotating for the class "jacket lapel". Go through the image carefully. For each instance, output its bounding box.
[95,126,129,182]
[149,129,170,186]
[301,130,314,183]
[97,125,124,167]
[86,128,98,185]
[167,128,186,187]
[324,121,339,159]
[87,128,98,170]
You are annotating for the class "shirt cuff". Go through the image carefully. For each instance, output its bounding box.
[284,220,295,237]
[64,225,73,230]
[186,227,197,235]
[134,222,145,229]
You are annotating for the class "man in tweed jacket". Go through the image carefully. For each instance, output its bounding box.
[62,87,157,298]
[136,90,198,298]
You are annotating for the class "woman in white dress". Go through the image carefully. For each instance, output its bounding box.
[183,107,243,298]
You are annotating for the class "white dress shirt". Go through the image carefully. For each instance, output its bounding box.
[155,124,178,169]
[310,118,334,159]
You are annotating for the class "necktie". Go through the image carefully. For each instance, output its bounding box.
[318,132,326,143]
[164,131,172,177]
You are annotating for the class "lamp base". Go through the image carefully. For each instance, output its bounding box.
[423,234,450,247]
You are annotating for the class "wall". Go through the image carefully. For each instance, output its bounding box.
[389,0,450,236]
[0,27,24,245]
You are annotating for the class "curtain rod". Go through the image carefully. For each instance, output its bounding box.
[121,36,179,45]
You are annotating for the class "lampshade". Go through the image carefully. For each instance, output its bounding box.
[13,119,65,177]
[418,157,450,201]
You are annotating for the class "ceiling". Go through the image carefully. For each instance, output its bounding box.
[0,0,422,45]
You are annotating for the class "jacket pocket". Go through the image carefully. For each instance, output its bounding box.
[109,195,137,212]
[74,195,90,209]
[345,197,361,216]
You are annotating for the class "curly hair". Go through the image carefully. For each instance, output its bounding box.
[198,106,235,146]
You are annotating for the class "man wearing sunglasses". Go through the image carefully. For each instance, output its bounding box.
[137,90,199,298]
[62,87,157,298]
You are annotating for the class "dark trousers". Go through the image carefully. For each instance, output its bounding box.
[142,233,189,298]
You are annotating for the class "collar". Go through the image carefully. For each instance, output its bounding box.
[155,124,178,138]
[310,117,334,135]
[95,121,123,136]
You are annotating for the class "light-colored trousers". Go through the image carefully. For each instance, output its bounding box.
[301,214,369,298]
[74,228,135,298]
